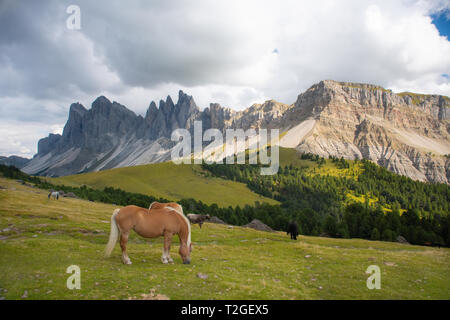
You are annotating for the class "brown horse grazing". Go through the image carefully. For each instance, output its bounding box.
[104,205,192,264]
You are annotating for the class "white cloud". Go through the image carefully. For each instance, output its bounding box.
[0,0,449,157]
[0,120,64,158]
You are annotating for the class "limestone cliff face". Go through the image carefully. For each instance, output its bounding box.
[23,80,449,183]
[286,80,449,183]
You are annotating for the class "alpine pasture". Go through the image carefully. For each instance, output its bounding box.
[0,178,448,300]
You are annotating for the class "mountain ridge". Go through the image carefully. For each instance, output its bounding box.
[22,80,450,183]
[0,155,30,169]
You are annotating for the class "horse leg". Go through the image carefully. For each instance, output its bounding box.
[120,232,132,265]
[199,222,203,229]
[162,231,174,264]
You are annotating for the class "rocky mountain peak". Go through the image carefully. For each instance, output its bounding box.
[287,80,449,183]
[23,82,450,183]
[145,101,158,122]
[177,90,196,110]
[178,89,189,101]
[175,90,199,129]
[69,102,87,116]
[37,133,62,156]
[88,97,138,126]
[160,95,175,115]
[62,102,87,147]
[92,95,111,109]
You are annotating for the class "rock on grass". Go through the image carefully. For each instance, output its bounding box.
[197,273,208,279]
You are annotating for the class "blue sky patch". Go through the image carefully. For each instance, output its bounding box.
[431,11,450,39]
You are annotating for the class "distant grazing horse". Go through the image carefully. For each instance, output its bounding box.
[150,202,210,228]
[105,205,192,264]
[287,220,299,240]
[48,191,59,200]
[187,213,210,228]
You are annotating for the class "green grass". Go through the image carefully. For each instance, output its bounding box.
[337,81,392,93]
[309,160,362,179]
[48,148,363,210]
[345,193,406,215]
[278,148,317,168]
[397,92,450,105]
[279,147,362,179]
[50,149,398,217]
[48,162,278,207]
[0,178,449,300]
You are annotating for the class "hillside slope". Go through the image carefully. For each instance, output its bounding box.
[46,148,358,209]
[0,178,448,299]
[49,162,278,207]
[0,156,30,169]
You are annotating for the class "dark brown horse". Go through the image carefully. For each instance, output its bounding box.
[287,220,299,240]
[187,213,211,228]
[104,205,192,264]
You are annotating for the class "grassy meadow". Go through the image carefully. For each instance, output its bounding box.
[0,177,448,300]
[48,162,278,207]
[48,148,365,209]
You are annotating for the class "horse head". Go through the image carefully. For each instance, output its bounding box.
[179,242,192,264]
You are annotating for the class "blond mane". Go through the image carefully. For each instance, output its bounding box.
[165,206,191,247]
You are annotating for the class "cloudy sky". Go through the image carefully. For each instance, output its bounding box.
[1,0,449,158]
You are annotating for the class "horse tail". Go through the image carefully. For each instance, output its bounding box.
[105,209,120,257]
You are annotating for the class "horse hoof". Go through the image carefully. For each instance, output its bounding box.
[122,258,132,265]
